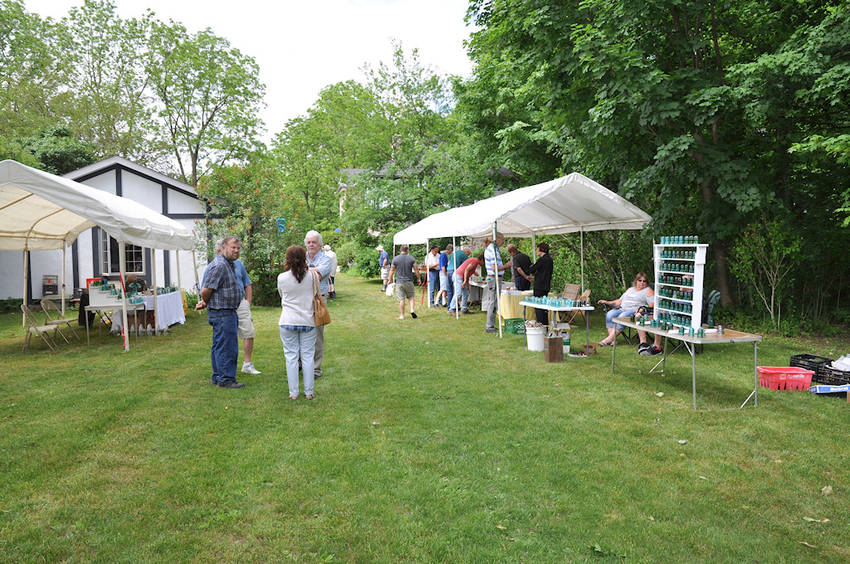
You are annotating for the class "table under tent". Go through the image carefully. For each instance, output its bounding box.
[0,159,197,351]
[393,172,653,337]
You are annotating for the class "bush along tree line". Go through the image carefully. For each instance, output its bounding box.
[3,0,847,330]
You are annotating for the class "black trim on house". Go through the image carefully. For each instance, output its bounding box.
[168,213,211,220]
[26,251,32,303]
[92,227,101,276]
[72,240,79,293]
[162,184,168,214]
[72,163,199,200]
[115,167,122,196]
[144,248,152,287]
[163,250,170,286]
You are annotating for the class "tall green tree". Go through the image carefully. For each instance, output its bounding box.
[60,0,156,162]
[0,0,67,140]
[146,21,265,186]
[461,0,849,316]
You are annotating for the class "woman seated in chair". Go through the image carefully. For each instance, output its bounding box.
[597,272,654,347]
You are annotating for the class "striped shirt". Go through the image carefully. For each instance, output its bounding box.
[484,243,504,277]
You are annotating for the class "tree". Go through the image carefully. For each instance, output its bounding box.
[20,126,96,174]
[461,0,849,318]
[146,21,265,186]
[60,0,156,162]
[0,0,67,140]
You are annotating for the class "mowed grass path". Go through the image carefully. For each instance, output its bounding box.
[1,273,849,562]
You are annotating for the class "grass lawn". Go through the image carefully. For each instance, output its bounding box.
[1,273,849,562]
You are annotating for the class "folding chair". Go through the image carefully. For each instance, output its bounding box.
[557,284,583,324]
[21,304,58,352]
[41,297,80,342]
[564,289,592,325]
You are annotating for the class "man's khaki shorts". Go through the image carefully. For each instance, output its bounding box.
[236,298,255,339]
[395,281,415,301]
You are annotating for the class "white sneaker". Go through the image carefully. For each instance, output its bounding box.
[241,362,261,375]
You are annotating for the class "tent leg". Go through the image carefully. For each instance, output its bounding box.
[23,249,29,327]
[119,244,130,352]
[580,227,585,293]
[493,222,502,339]
[152,250,158,335]
[192,250,200,293]
[176,250,182,290]
[453,236,458,319]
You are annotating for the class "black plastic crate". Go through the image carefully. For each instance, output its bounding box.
[815,365,850,386]
[790,353,832,373]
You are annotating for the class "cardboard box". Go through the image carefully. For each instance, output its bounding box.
[544,337,563,362]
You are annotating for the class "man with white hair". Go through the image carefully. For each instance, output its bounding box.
[323,244,338,298]
[305,230,332,378]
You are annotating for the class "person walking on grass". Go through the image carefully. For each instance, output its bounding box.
[377,245,390,292]
[196,236,244,389]
[277,245,317,400]
[389,245,421,319]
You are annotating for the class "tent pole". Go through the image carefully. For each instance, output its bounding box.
[192,249,200,293]
[531,232,536,255]
[493,222,502,339]
[119,244,130,352]
[61,244,66,316]
[425,238,430,308]
[152,250,158,335]
[176,249,182,290]
[453,236,458,319]
[580,227,585,293]
[22,248,28,327]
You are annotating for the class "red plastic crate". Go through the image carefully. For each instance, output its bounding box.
[757,366,814,391]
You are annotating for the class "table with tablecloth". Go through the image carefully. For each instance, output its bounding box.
[499,290,535,321]
[112,291,185,332]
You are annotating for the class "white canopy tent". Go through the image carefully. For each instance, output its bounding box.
[0,159,197,351]
[393,172,652,333]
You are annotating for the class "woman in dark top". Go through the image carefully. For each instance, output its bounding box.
[522,242,554,325]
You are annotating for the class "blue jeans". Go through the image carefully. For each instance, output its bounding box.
[605,307,636,330]
[208,308,238,384]
[428,269,440,305]
[445,270,455,308]
[280,326,317,397]
[449,271,469,312]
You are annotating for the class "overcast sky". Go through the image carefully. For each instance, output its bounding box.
[25,0,476,140]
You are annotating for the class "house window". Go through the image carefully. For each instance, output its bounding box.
[101,231,144,275]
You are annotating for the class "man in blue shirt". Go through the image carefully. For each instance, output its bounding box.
[196,236,244,388]
[233,258,261,375]
[306,230,333,379]
[447,246,468,313]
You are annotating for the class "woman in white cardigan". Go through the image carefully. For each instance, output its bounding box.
[277,245,317,400]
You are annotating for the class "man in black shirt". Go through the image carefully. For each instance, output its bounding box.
[522,242,554,325]
[507,244,532,291]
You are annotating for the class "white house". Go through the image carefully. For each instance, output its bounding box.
[0,157,209,300]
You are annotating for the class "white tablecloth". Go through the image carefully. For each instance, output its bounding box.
[112,291,185,331]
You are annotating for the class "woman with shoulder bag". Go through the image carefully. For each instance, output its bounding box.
[277,245,318,400]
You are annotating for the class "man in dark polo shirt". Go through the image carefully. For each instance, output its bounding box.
[196,236,244,389]
[507,244,532,291]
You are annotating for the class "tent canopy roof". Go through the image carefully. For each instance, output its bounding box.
[0,159,195,251]
[393,172,652,244]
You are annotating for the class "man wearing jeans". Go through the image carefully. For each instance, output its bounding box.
[196,236,244,389]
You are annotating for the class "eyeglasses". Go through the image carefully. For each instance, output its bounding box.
[637,279,647,282]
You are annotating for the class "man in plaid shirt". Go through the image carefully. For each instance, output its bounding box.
[196,236,245,388]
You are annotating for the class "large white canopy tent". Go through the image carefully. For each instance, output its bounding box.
[393,172,653,334]
[0,159,197,351]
